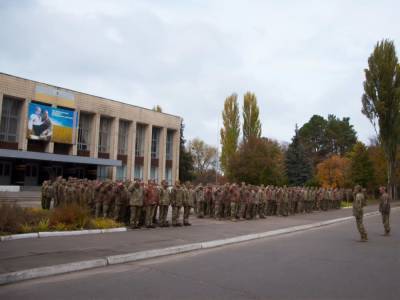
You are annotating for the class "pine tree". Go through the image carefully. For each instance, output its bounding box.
[285,125,312,186]
[220,94,240,177]
[178,120,194,182]
[242,92,261,142]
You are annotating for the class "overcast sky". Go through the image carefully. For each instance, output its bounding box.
[1,0,399,147]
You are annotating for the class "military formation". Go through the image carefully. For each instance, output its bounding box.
[41,178,393,239]
[41,178,353,229]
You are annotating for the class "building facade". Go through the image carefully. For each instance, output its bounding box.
[0,73,181,186]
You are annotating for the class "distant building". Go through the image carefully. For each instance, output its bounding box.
[0,73,181,186]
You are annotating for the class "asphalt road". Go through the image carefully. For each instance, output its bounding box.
[1,210,399,300]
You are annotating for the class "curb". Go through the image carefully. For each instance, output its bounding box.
[107,243,203,265]
[0,208,395,285]
[1,227,127,242]
[0,259,107,285]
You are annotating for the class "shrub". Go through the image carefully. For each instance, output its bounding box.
[49,203,91,230]
[20,223,34,234]
[52,222,68,231]
[36,218,50,232]
[0,203,28,234]
[24,208,51,226]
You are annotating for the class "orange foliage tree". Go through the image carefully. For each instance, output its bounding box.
[316,155,350,188]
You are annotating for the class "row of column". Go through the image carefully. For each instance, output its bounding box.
[89,113,179,183]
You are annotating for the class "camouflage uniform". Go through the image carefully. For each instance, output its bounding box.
[158,182,171,227]
[171,182,184,226]
[204,185,213,217]
[353,186,367,241]
[102,183,114,218]
[230,184,241,221]
[222,184,231,219]
[144,183,157,228]
[196,185,205,218]
[379,187,391,235]
[113,183,128,222]
[257,186,266,219]
[213,187,224,220]
[128,181,144,228]
[182,184,193,226]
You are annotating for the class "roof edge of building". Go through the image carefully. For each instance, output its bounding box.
[0,72,183,121]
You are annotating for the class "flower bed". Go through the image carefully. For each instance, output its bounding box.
[0,203,123,236]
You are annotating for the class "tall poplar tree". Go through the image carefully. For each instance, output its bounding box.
[362,39,400,200]
[242,92,262,142]
[220,94,240,177]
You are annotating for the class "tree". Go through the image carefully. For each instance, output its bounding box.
[242,92,261,142]
[152,105,162,112]
[316,155,350,188]
[325,115,357,155]
[299,114,357,165]
[230,137,286,186]
[362,39,400,200]
[285,125,312,186]
[348,142,375,189]
[178,121,194,182]
[189,138,218,176]
[220,94,240,178]
[298,115,329,165]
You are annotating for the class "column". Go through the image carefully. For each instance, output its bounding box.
[0,93,3,127]
[20,99,29,151]
[91,113,100,158]
[72,110,79,156]
[171,129,180,184]
[143,124,151,183]
[110,117,119,180]
[158,127,167,184]
[127,121,136,181]
[45,142,54,153]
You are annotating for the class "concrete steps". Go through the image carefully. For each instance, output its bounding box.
[0,191,41,208]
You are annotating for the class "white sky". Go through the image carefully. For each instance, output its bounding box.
[1,0,399,146]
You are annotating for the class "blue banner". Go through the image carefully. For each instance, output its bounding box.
[27,102,78,144]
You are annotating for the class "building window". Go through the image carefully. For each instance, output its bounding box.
[118,120,129,155]
[98,117,111,153]
[97,166,110,181]
[166,130,174,161]
[116,165,127,181]
[77,113,91,151]
[150,165,158,182]
[166,167,172,185]
[134,164,143,180]
[135,124,145,157]
[0,97,22,143]
[151,127,160,159]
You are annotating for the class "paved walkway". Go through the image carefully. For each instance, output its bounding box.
[0,204,389,274]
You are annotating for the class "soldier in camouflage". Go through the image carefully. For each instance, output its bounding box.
[353,185,368,242]
[379,186,391,236]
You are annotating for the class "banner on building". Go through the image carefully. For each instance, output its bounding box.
[27,102,78,144]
